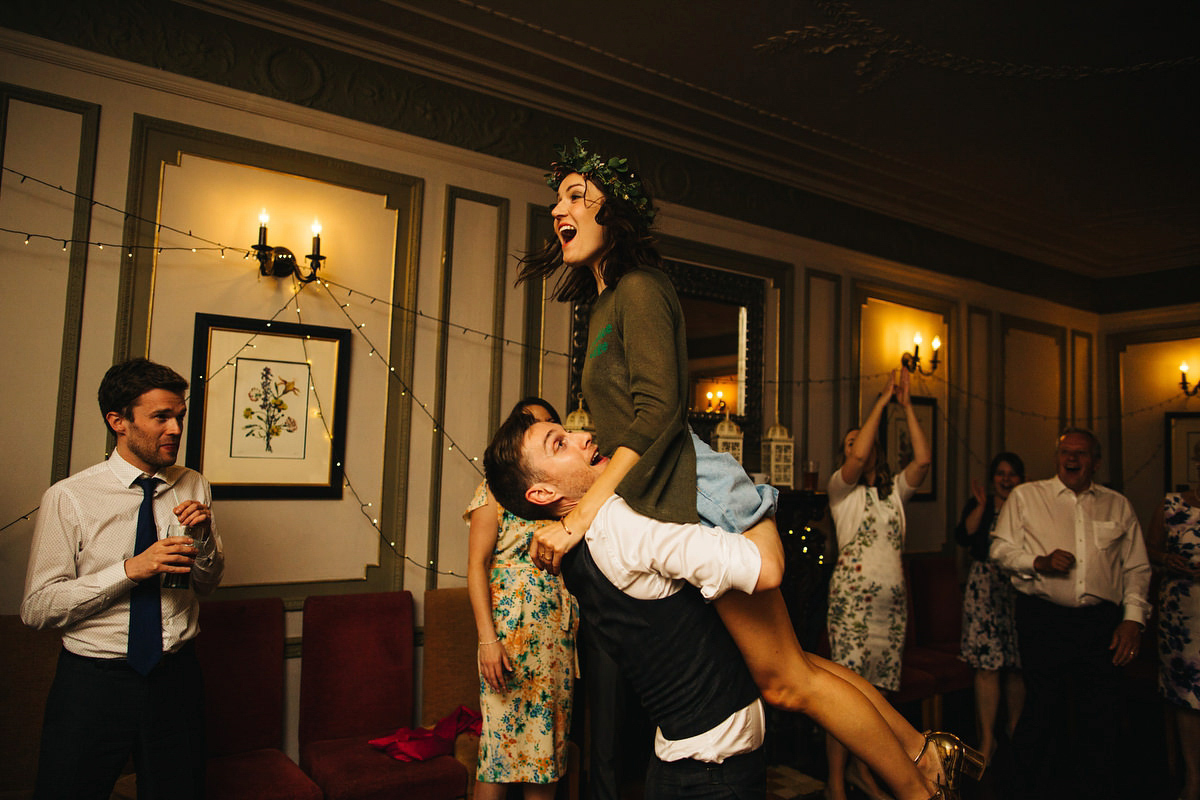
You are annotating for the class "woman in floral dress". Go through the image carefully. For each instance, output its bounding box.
[954,452,1026,764]
[825,369,931,800]
[466,398,578,800]
[1147,449,1200,800]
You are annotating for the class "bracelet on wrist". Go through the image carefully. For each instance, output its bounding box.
[478,638,499,647]
[560,517,574,539]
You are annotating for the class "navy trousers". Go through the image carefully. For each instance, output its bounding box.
[644,747,765,800]
[34,644,206,800]
[1008,594,1127,800]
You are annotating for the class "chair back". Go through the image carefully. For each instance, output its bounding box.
[0,616,61,794]
[298,591,415,750]
[420,587,480,727]
[905,554,963,648]
[196,597,286,756]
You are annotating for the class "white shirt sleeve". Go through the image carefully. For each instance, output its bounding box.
[587,496,763,601]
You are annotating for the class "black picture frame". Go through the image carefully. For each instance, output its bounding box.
[186,313,351,499]
[1165,412,1200,492]
[882,395,937,501]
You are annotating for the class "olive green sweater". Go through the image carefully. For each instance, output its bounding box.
[582,267,699,524]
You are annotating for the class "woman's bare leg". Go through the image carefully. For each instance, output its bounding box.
[523,782,558,800]
[1178,707,1200,800]
[1004,669,1025,739]
[474,781,508,800]
[974,668,1001,760]
[825,733,851,800]
[714,589,936,800]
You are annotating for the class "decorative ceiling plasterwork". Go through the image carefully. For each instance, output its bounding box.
[756,1,1199,91]
[2,0,1196,313]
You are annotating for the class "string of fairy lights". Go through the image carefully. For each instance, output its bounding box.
[1,167,1195,576]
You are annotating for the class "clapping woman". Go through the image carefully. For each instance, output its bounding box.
[954,452,1026,765]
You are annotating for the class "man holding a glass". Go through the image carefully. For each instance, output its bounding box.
[21,357,224,799]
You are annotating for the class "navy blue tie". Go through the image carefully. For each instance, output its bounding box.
[128,476,162,675]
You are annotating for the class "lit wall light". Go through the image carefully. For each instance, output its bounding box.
[252,210,325,282]
[901,332,941,375]
[1180,361,1200,396]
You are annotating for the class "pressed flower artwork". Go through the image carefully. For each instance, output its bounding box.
[231,358,310,459]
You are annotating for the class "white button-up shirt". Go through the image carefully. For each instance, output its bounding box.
[990,476,1150,625]
[21,451,224,659]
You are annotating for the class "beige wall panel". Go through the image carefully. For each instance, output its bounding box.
[0,100,81,613]
[805,275,838,485]
[1071,331,1093,427]
[966,309,991,481]
[436,197,502,583]
[1119,337,1200,525]
[152,154,396,585]
[1002,326,1063,481]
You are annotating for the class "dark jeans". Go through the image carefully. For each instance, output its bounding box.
[34,643,206,800]
[644,747,765,800]
[1008,594,1126,800]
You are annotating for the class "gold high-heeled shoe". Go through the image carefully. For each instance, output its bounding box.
[914,731,985,791]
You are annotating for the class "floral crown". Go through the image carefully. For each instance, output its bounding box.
[546,138,656,225]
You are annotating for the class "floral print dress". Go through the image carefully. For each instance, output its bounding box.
[466,482,579,783]
[1156,492,1200,711]
[959,499,1021,670]
[826,472,912,691]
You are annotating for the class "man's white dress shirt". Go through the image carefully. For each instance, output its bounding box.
[22,451,225,659]
[990,475,1150,625]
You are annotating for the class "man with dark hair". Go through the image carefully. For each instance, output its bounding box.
[22,358,224,799]
[991,427,1150,800]
[485,411,783,799]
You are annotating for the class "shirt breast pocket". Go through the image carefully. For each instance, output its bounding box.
[1092,521,1122,550]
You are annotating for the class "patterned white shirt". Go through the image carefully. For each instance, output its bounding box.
[990,475,1150,625]
[21,450,224,659]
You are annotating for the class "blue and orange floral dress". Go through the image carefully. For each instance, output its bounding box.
[465,482,578,784]
[1156,492,1200,712]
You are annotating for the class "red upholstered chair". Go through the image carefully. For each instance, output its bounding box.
[299,591,467,800]
[195,597,322,800]
[902,555,974,730]
[0,615,63,797]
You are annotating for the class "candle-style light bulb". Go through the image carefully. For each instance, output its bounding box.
[257,209,269,246]
[311,219,322,257]
[931,335,941,352]
[1182,362,1190,375]
[913,333,923,346]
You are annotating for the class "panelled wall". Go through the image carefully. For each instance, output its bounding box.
[3,31,1200,756]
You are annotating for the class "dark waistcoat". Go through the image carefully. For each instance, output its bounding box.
[562,540,760,741]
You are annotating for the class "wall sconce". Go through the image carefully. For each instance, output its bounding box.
[901,332,941,375]
[252,211,325,283]
[1181,362,1200,396]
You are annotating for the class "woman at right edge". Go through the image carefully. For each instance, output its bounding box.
[517,138,982,799]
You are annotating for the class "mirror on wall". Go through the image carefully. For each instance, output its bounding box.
[568,258,766,468]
